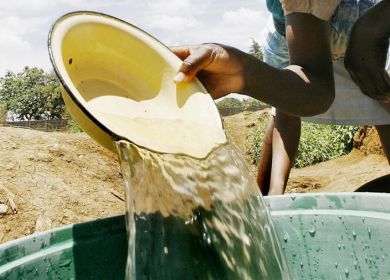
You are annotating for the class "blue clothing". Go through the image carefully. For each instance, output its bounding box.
[266,0,285,36]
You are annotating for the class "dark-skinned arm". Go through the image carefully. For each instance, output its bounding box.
[172,13,335,117]
[344,0,390,103]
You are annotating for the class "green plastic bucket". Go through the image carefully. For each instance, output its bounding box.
[1,193,389,279]
[267,193,390,280]
[0,215,127,279]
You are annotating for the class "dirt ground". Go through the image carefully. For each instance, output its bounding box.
[223,109,270,172]
[0,127,125,244]
[0,111,388,244]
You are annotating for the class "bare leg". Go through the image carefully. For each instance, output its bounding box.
[257,117,274,195]
[375,124,390,164]
[268,110,301,195]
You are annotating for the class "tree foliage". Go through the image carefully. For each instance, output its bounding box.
[216,97,243,109]
[242,97,266,108]
[249,39,263,61]
[0,67,64,121]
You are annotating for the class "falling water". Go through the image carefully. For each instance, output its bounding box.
[117,140,291,279]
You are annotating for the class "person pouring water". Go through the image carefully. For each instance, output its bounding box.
[172,0,390,195]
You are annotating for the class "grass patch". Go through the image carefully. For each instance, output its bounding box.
[246,118,359,168]
[67,118,83,133]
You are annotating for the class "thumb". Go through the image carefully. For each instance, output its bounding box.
[173,46,213,83]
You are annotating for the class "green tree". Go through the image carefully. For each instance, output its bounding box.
[0,67,64,121]
[249,38,263,61]
[216,97,243,109]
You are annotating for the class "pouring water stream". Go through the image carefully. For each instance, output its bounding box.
[117,140,291,279]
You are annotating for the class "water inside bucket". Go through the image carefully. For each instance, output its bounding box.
[117,141,291,279]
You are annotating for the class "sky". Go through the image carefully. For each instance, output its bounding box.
[0,0,269,78]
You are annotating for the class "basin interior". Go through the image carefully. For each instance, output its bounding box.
[50,12,226,158]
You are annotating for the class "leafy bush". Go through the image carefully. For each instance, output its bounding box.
[246,118,359,168]
[67,118,83,133]
[0,103,7,122]
[62,110,83,133]
[246,117,269,164]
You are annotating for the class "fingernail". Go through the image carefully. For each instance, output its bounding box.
[173,72,187,83]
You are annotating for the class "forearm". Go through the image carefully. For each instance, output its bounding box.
[344,0,390,101]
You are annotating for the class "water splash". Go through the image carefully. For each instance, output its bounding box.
[308,225,316,237]
[284,232,289,243]
[368,227,371,239]
[117,141,291,279]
